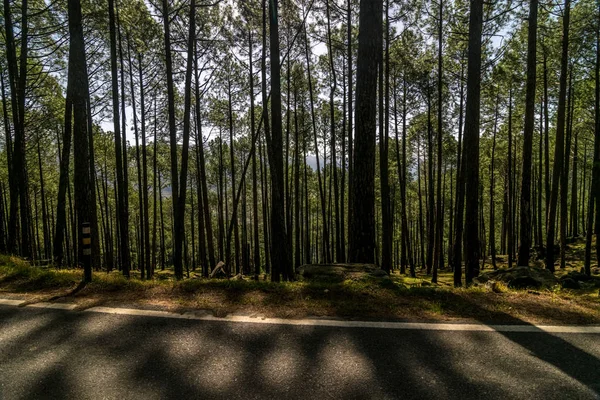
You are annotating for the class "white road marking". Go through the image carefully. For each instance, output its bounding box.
[0,298,598,333]
[0,298,26,306]
[27,302,78,310]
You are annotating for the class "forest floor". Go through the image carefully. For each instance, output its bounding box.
[0,240,599,325]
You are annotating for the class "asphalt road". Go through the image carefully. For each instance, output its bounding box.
[0,304,599,400]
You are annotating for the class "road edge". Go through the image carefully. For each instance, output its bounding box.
[1,298,599,333]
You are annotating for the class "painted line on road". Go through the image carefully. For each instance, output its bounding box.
[0,298,26,306]
[27,302,79,310]
[1,298,599,333]
[82,305,600,333]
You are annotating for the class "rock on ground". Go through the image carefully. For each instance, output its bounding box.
[297,264,389,282]
[475,266,559,289]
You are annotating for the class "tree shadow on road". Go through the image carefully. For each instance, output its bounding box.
[1,301,599,400]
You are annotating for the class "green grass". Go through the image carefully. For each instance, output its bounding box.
[0,255,80,289]
[0,253,599,324]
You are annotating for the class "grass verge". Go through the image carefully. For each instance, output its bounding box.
[0,254,599,325]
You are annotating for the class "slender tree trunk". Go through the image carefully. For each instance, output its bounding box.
[248,31,261,278]
[260,0,271,272]
[139,55,151,278]
[162,0,180,276]
[426,93,434,274]
[571,128,578,237]
[346,0,353,260]
[508,87,513,269]
[584,2,599,277]
[126,37,144,278]
[433,0,444,282]
[453,61,465,286]
[267,0,291,281]
[108,0,129,276]
[560,70,574,269]
[417,137,425,270]
[293,81,301,270]
[537,98,543,247]
[152,98,158,273]
[303,21,330,263]
[117,6,129,270]
[54,89,72,265]
[517,0,538,266]
[543,48,550,233]
[2,0,17,255]
[326,0,341,263]
[226,76,240,275]
[490,94,499,269]
[379,0,391,273]
[36,139,50,259]
[546,0,570,273]
[193,46,215,271]
[16,0,30,258]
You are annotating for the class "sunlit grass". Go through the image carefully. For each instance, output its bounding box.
[0,251,598,324]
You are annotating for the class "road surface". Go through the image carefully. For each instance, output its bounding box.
[0,303,599,399]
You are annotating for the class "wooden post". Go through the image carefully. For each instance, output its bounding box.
[82,222,92,282]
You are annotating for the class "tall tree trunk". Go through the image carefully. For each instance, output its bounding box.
[543,47,550,233]
[560,69,574,269]
[349,0,382,263]
[396,75,412,276]
[126,37,144,278]
[346,0,353,260]
[3,0,30,257]
[117,6,129,270]
[152,98,158,273]
[463,0,484,285]
[517,0,538,266]
[537,99,544,247]
[54,84,73,265]
[417,137,426,270]
[37,139,50,259]
[571,128,578,237]
[426,93,434,274]
[293,80,301,270]
[108,0,129,276]
[584,1,599,277]
[508,87,513,269]
[326,0,341,263]
[267,0,291,281]
[172,0,196,280]
[490,94,499,269]
[68,0,92,281]
[303,20,330,263]
[193,110,207,275]
[193,46,216,272]
[2,2,15,254]
[16,0,30,258]
[260,0,271,272]
[162,0,180,277]
[248,31,261,278]
[546,0,570,273]
[433,0,444,282]
[226,76,240,275]
[139,55,151,278]
[379,0,391,273]
[453,61,465,286]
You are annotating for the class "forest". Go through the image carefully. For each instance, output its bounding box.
[1,0,600,290]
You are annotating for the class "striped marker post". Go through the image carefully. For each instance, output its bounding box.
[82,222,92,282]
